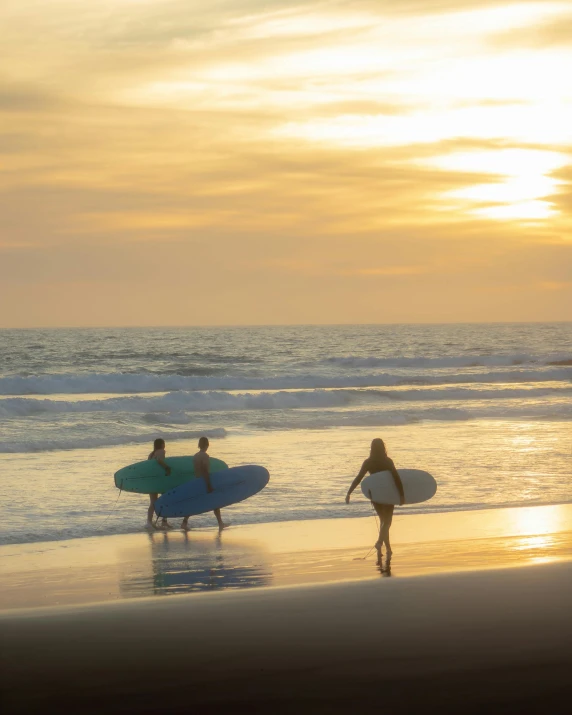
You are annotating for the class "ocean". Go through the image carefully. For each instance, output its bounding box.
[1,323,570,546]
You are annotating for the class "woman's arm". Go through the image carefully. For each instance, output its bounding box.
[389,459,405,505]
[345,461,369,503]
[156,456,171,476]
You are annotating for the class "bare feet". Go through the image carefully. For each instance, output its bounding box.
[145,521,156,531]
[218,522,230,531]
[181,520,190,531]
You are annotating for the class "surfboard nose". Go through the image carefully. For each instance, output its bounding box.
[233,465,270,490]
[244,465,270,484]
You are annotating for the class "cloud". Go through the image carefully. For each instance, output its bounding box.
[0,0,571,325]
[0,85,64,113]
[489,13,572,49]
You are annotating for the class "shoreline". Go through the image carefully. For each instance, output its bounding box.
[3,495,572,547]
[1,502,571,610]
[3,419,571,550]
[2,497,571,714]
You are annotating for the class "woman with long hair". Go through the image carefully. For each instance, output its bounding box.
[346,438,405,561]
[147,437,172,529]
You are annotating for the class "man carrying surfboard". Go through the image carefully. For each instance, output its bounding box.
[181,437,229,531]
[345,438,405,563]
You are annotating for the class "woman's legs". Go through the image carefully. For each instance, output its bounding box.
[148,493,171,528]
[373,503,385,563]
[373,503,395,556]
[147,494,158,526]
[374,507,384,546]
[380,505,395,555]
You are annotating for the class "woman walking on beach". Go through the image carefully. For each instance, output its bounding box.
[346,438,405,562]
[147,438,172,530]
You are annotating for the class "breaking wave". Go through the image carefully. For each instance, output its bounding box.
[1,384,571,418]
[5,382,572,418]
[0,428,228,454]
[0,365,570,395]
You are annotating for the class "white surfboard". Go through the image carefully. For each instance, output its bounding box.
[361,469,437,505]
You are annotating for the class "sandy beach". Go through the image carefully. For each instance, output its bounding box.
[2,503,571,713]
[1,503,571,608]
[3,0,572,709]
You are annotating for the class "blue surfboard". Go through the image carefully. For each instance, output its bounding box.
[154,465,269,518]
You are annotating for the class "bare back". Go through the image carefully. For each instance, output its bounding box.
[193,450,209,479]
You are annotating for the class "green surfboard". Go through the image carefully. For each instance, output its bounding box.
[114,456,228,494]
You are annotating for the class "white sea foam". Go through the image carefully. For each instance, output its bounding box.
[0,384,570,419]
[2,397,570,453]
[249,402,572,429]
[142,411,193,425]
[250,407,473,429]
[3,496,571,545]
[1,324,570,546]
[0,366,570,395]
[0,427,227,453]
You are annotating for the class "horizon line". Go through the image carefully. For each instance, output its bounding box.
[1,319,571,331]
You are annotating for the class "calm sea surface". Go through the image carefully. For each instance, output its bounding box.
[1,323,570,545]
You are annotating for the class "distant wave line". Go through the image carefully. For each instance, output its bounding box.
[0,366,570,395]
[1,384,571,418]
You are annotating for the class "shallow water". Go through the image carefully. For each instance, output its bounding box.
[0,323,570,545]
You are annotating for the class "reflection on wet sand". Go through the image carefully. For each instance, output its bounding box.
[378,554,392,577]
[119,530,273,598]
[1,503,571,610]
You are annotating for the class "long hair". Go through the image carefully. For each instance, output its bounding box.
[370,438,388,460]
[152,438,165,453]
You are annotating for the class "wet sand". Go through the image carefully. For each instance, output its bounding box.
[1,503,571,608]
[1,504,571,713]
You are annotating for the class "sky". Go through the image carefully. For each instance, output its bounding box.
[1,0,571,327]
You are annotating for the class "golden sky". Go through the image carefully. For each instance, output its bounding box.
[1,0,571,327]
